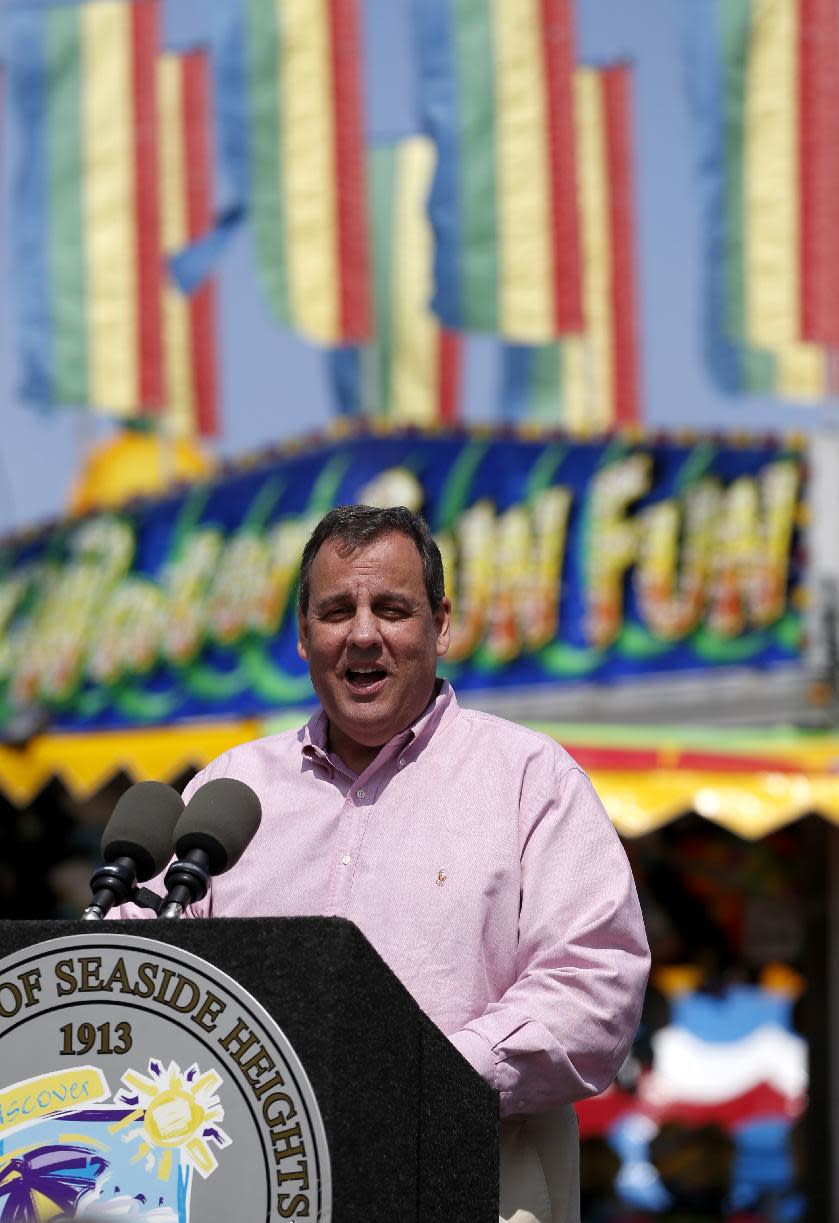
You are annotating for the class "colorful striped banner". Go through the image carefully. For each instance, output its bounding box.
[157,50,219,438]
[680,0,837,401]
[214,0,371,345]
[412,0,582,341]
[329,137,462,423]
[501,65,640,429]
[9,0,164,416]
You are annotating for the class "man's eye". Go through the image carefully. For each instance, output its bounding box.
[379,606,407,618]
[322,607,350,621]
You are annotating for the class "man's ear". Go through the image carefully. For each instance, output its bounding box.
[435,597,452,658]
[297,609,310,662]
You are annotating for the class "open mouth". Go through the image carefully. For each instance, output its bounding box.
[344,668,388,693]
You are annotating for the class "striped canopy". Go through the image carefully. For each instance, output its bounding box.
[2,716,839,840]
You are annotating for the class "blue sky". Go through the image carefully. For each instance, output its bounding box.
[0,0,833,532]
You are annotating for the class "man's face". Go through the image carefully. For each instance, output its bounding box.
[297,532,451,766]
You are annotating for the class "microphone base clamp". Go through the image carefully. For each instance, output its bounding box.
[157,900,186,920]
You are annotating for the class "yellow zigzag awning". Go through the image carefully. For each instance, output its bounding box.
[533,721,839,839]
[3,717,839,840]
[0,719,268,807]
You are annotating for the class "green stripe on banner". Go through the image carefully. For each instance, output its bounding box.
[741,338,776,391]
[453,0,499,330]
[532,343,562,419]
[245,0,289,324]
[370,144,396,414]
[719,0,774,392]
[47,5,88,403]
[525,721,821,752]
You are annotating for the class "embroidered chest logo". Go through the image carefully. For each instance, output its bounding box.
[436,869,447,887]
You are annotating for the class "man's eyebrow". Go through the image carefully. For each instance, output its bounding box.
[311,591,353,612]
[311,589,416,612]
[373,590,415,605]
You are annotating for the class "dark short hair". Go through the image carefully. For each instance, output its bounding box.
[298,505,446,614]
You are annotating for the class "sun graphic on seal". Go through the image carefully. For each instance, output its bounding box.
[109,1059,231,1182]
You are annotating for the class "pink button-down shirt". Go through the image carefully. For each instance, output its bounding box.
[116,681,649,1118]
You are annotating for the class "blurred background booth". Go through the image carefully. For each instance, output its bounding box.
[1,422,836,1220]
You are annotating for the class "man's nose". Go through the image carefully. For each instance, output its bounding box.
[347,607,381,647]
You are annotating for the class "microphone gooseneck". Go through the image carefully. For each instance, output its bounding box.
[82,781,186,920]
[82,857,140,922]
[157,850,212,919]
[156,778,262,919]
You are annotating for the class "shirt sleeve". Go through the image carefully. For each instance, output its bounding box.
[107,762,225,921]
[448,766,650,1118]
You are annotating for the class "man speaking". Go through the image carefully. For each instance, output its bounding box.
[116,504,649,1223]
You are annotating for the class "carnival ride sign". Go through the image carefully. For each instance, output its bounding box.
[0,430,805,731]
[0,934,330,1222]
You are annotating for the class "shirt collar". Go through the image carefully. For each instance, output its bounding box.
[301,679,458,776]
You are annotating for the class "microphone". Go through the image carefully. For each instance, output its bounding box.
[157,778,262,919]
[82,782,185,920]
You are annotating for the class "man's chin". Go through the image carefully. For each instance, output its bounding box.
[334,706,394,744]
[317,678,433,745]
[326,695,411,747]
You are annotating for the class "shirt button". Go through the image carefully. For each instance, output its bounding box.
[398,758,406,768]
[341,853,352,866]
[356,788,365,799]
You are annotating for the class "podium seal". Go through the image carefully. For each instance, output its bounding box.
[0,933,331,1222]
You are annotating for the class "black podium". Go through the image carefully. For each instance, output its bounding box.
[0,917,498,1222]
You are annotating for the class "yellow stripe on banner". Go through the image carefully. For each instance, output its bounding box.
[744,0,800,346]
[566,69,613,431]
[775,342,829,398]
[744,0,830,408]
[83,2,138,413]
[559,337,587,430]
[493,0,554,341]
[157,56,194,437]
[390,137,438,424]
[281,0,340,343]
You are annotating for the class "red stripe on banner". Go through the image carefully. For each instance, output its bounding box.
[648,1083,805,1128]
[566,742,807,775]
[182,51,219,437]
[575,1080,804,1138]
[799,0,839,347]
[329,0,373,342]
[540,0,583,333]
[564,745,660,772]
[674,750,805,774]
[574,1085,636,1138]
[437,329,462,424]
[603,65,640,425]
[132,0,164,409]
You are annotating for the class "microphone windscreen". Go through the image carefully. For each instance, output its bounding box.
[173,778,262,874]
[102,782,185,880]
